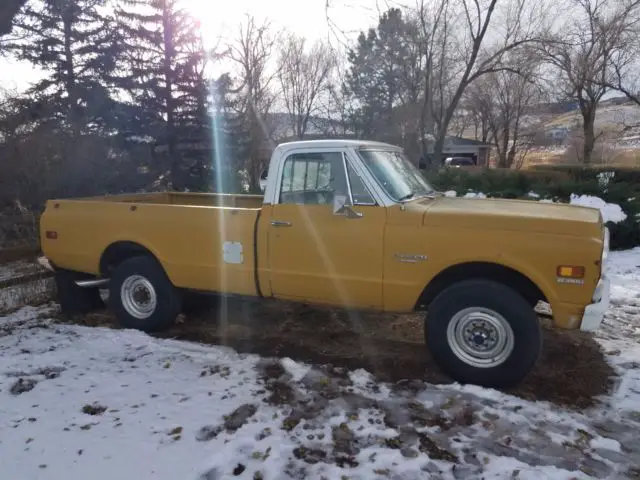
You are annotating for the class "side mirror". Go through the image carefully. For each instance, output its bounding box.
[332,195,363,219]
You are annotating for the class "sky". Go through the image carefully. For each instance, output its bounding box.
[0,0,411,93]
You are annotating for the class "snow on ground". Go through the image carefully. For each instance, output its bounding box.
[543,104,640,132]
[0,260,33,284]
[594,104,640,130]
[441,191,628,225]
[1,250,640,480]
[0,277,54,313]
[569,195,628,223]
[462,192,487,199]
[0,261,53,313]
[586,249,640,423]
[441,191,489,199]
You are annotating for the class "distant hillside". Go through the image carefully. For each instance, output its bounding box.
[529,101,640,133]
[522,100,640,167]
[265,112,349,140]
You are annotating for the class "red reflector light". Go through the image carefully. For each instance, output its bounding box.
[45,231,58,240]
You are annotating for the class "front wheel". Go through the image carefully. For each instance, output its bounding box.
[425,279,542,388]
[109,256,182,332]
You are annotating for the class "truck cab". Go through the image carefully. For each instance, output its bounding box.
[259,140,426,309]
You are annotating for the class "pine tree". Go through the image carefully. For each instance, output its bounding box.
[0,0,27,36]
[9,0,120,134]
[115,0,208,190]
[345,8,422,144]
[210,73,248,193]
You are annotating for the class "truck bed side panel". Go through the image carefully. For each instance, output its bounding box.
[40,200,260,296]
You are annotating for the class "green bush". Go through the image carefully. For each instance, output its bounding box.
[427,166,640,250]
[530,164,640,184]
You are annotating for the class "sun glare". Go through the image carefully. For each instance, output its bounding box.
[182,0,337,48]
[181,0,230,48]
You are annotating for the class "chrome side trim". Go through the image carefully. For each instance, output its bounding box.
[75,278,110,288]
[270,220,292,227]
[341,152,354,206]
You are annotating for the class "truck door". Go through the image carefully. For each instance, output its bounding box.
[267,149,385,309]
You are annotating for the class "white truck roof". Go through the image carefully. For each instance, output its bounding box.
[274,139,402,155]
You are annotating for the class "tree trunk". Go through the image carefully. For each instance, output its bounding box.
[248,102,262,193]
[500,126,510,168]
[62,8,78,138]
[162,3,179,190]
[507,145,517,169]
[432,133,446,167]
[433,76,469,165]
[507,116,522,169]
[431,0,499,165]
[582,107,597,165]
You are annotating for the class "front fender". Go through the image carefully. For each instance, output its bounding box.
[430,252,559,308]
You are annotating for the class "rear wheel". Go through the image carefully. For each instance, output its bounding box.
[425,279,541,388]
[109,256,181,332]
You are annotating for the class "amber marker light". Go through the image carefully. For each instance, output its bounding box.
[557,265,585,279]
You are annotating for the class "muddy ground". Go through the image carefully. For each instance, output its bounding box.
[63,294,615,410]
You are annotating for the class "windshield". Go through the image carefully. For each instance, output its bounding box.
[358,150,434,202]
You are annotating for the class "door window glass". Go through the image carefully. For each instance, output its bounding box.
[280,152,346,205]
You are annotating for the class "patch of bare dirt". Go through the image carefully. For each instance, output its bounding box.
[82,403,108,416]
[9,378,37,395]
[66,295,615,409]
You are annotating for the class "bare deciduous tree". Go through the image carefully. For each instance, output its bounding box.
[277,34,335,139]
[541,0,640,164]
[462,83,493,143]
[468,67,543,168]
[602,5,640,106]
[319,81,356,137]
[416,0,549,165]
[227,15,279,191]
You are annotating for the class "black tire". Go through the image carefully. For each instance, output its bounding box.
[425,279,542,388]
[109,256,181,332]
[55,269,105,315]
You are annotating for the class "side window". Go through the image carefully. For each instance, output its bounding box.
[346,161,375,205]
[280,152,346,205]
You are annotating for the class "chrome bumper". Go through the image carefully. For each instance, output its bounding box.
[580,275,610,331]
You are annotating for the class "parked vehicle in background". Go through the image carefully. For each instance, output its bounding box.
[40,139,610,388]
[259,168,268,192]
[444,156,476,167]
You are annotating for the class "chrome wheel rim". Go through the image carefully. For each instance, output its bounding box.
[121,275,157,319]
[446,307,514,368]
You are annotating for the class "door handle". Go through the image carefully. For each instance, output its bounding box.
[271,220,292,227]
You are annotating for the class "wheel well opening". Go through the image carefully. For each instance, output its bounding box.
[416,262,547,310]
[99,242,154,276]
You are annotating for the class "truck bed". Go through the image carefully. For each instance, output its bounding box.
[40,192,267,298]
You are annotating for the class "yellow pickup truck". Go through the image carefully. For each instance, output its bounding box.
[39,140,610,387]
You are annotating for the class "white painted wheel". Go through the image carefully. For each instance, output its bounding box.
[120,275,157,320]
[446,307,515,368]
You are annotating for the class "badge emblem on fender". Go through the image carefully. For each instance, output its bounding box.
[556,277,584,285]
[394,253,428,263]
